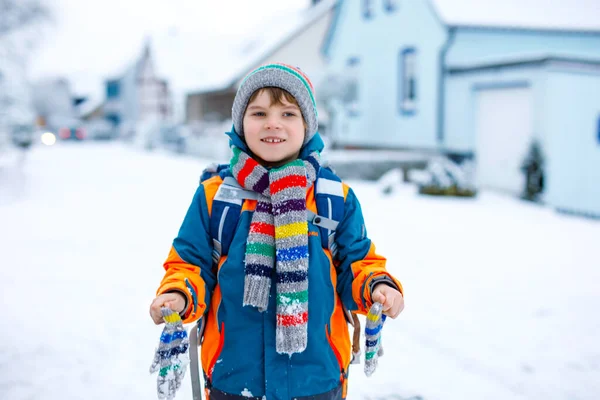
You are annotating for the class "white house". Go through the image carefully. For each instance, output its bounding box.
[103,42,173,132]
[323,0,600,217]
[29,77,83,135]
[184,0,337,132]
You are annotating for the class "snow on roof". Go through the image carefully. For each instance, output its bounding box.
[447,52,600,70]
[77,95,103,117]
[180,0,337,94]
[67,71,105,106]
[149,30,240,94]
[432,0,600,32]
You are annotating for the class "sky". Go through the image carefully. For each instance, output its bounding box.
[1,141,600,399]
[28,0,312,101]
[22,0,600,118]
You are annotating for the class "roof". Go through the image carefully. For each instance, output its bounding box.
[184,0,337,94]
[431,0,600,32]
[447,54,600,74]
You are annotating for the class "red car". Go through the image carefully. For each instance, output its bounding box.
[58,126,86,141]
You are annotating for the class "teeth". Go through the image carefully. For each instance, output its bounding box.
[263,138,284,143]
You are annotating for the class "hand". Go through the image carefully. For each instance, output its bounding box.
[150,292,186,324]
[371,284,404,318]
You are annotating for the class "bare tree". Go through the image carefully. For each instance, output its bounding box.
[0,0,49,39]
[0,0,49,148]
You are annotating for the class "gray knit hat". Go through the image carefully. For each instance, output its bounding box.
[232,63,319,144]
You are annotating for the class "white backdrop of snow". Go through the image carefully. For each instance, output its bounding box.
[0,142,599,400]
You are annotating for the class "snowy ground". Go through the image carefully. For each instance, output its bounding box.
[1,142,599,400]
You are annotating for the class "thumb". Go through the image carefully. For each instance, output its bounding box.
[165,301,176,310]
[372,290,386,305]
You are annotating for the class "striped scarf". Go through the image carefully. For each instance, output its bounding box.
[230,146,321,355]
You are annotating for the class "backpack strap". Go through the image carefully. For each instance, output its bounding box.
[314,167,345,259]
[209,176,257,266]
[189,318,205,400]
[205,166,345,264]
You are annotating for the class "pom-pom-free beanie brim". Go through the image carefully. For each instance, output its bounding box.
[232,63,319,144]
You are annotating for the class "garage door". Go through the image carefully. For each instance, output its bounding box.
[475,86,534,195]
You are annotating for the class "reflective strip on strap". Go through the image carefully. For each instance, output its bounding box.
[316,177,344,198]
[214,187,244,204]
[328,233,338,258]
[215,178,258,202]
[212,239,222,266]
[218,206,230,243]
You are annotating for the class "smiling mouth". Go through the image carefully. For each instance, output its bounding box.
[261,138,286,143]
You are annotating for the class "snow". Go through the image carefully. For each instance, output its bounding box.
[26,1,314,123]
[1,142,600,400]
[432,0,600,32]
[181,0,336,94]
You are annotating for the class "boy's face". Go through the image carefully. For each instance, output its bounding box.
[243,89,305,167]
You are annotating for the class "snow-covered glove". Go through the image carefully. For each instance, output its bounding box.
[149,307,190,399]
[364,302,386,377]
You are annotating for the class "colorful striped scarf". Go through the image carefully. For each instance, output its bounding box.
[230,146,321,355]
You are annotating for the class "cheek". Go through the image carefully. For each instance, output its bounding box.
[243,117,256,134]
[243,119,261,141]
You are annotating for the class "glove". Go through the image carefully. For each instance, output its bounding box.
[364,302,386,377]
[149,307,190,399]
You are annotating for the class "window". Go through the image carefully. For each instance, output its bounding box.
[106,80,120,99]
[345,57,361,117]
[105,113,121,126]
[399,48,417,114]
[362,0,374,19]
[384,0,398,12]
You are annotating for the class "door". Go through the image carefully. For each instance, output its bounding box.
[475,86,534,195]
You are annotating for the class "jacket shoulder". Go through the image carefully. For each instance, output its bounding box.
[200,175,224,216]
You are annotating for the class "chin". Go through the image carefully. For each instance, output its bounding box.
[257,153,294,166]
[263,157,287,164]
[258,153,286,162]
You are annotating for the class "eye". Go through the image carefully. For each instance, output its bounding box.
[283,112,297,117]
[252,112,266,117]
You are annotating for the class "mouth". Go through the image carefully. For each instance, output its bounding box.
[261,137,286,144]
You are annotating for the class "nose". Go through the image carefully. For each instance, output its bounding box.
[264,115,282,130]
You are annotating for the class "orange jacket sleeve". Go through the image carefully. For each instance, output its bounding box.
[334,185,403,314]
[156,182,219,324]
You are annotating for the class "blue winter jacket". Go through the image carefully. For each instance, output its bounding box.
[156,131,403,400]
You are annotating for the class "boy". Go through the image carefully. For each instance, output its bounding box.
[150,63,404,400]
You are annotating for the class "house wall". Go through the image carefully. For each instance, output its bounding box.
[325,0,447,149]
[444,65,543,153]
[138,57,157,121]
[120,65,139,125]
[186,93,202,123]
[105,45,173,128]
[542,64,600,216]
[324,2,600,150]
[137,57,172,122]
[186,91,235,123]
